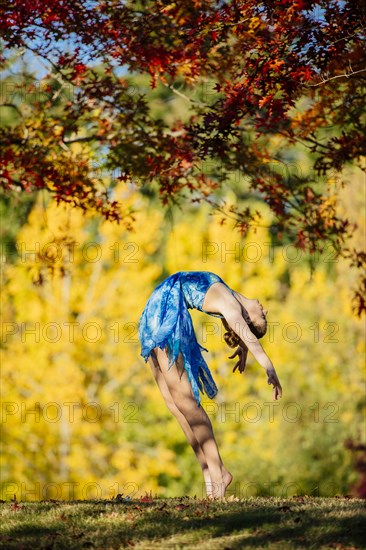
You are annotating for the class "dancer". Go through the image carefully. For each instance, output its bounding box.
[138,271,282,498]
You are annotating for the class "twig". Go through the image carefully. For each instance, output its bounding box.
[309,68,366,87]
[325,27,366,48]
[210,17,250,32]
[158,78,206,106]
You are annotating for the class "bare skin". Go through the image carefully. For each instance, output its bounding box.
[203,284,282,400]
[149,281,282,498]
[149,350,232,498]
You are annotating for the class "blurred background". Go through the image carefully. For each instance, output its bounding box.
[1,168,364,500]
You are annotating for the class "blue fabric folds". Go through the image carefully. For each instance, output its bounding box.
[138,272,224,405]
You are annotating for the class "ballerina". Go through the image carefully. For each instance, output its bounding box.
[138,271,282,498]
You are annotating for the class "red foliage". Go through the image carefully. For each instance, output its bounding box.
[345,439,366,499]
[0,0,365,310]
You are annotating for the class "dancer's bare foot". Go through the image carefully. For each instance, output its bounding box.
[208,468,233,499]
[223,468,233,492]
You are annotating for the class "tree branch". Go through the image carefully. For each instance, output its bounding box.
[309,68,366,87]
[158,77,207,106]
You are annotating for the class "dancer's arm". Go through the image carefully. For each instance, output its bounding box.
[203,283,282,399]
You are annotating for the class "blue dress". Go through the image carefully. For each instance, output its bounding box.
[138,271,226,405]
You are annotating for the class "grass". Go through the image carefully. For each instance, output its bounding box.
[0,496,365,549]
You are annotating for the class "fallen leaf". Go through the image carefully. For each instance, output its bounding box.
[140,491,153,502]
[175,504,189,510]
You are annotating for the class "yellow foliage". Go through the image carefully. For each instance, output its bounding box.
[1,183,364,499]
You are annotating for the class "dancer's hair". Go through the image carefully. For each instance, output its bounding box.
[223,306,267,370]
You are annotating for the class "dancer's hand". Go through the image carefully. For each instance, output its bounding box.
[266,368,282,400]
[230,346,248,374]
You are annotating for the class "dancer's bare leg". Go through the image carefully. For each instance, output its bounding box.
[154,348,232,498]
[148,353,212,497]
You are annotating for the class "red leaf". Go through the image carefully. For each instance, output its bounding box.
[140,491,153,502]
